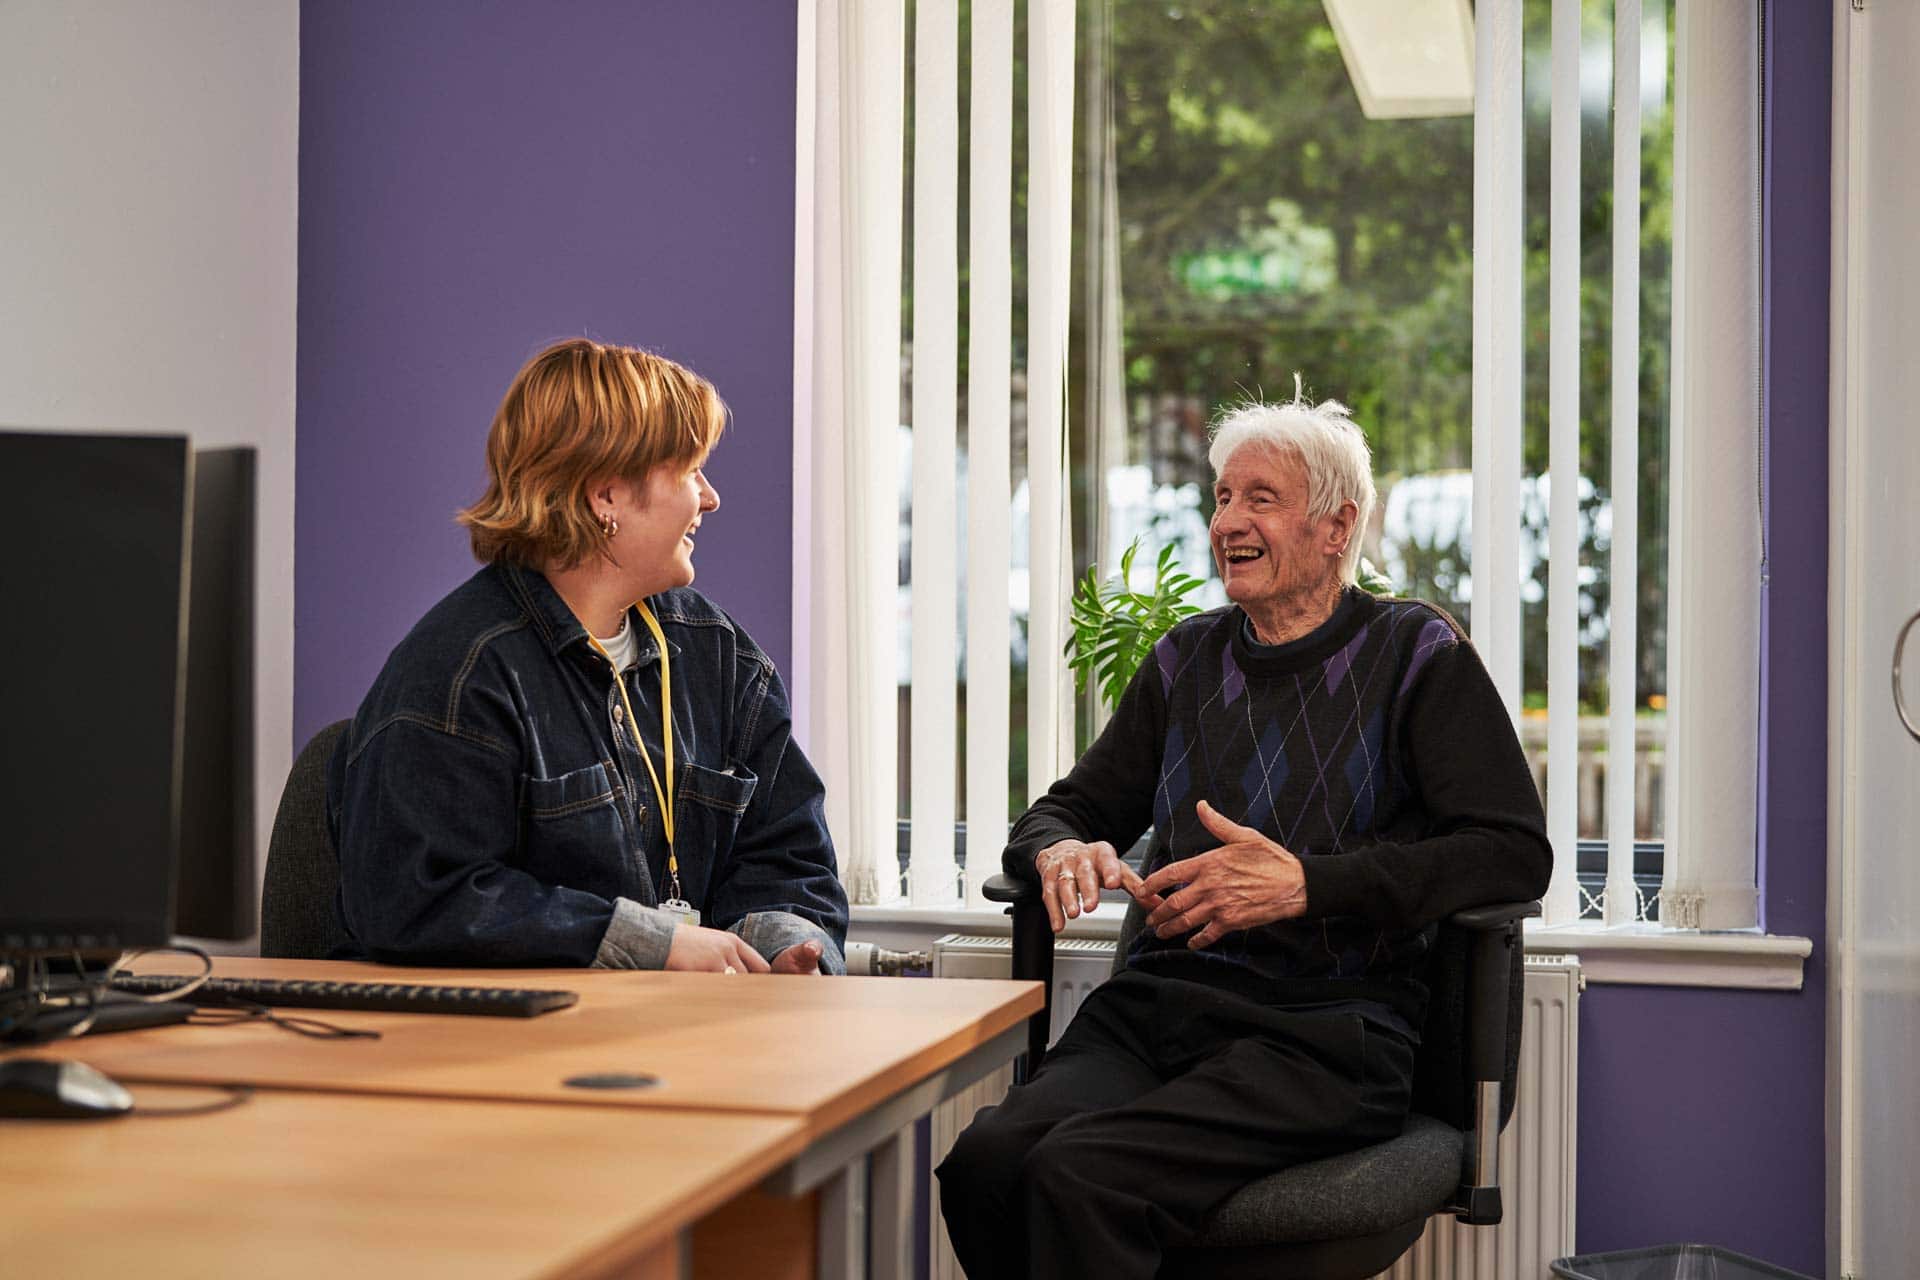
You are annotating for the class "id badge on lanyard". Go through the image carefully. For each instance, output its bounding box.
[595,604,698,929]
[658,898,700,927]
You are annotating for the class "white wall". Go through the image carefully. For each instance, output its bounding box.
[1830,6,1920,1272]
[0,0,299,948]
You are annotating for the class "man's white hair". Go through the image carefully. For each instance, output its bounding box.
[1207,377,1376,585]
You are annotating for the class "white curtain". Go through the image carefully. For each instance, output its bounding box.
[1659,0,1762,930]
[798,0,1076,907]
[796,0,903,907]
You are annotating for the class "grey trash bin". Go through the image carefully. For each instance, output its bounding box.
[1550,1244,1815,1280]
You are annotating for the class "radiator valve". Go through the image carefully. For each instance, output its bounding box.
[845,941,932,976]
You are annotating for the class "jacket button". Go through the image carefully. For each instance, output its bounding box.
[612,705,625,724]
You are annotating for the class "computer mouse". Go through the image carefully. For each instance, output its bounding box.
[0,1058,134,1119]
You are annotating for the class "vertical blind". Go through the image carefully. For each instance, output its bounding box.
[805,0,1077,907]
[909,0,960,904]
[799,0,906,907]
[1476,0,1760,928]
[1659,0,1761,930]
[1025,0,1079,826]
[1479,0,1642,926]
[1605,0,1644,927]
[1545,0,1583,925]
[963,0,1014,907]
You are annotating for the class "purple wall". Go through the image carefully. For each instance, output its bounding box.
[295,1,798,748]
[1573,6,1829,1272]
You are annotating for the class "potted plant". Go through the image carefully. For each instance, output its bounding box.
[1066,539,1207,710]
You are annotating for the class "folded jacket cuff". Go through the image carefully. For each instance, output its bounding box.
[593,897,678,970]
[734,911,846,975]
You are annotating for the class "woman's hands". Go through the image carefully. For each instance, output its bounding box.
[769,940,826,974]
[663,924,826,974]
[664,923,770,973]
[1033,839,1158,933]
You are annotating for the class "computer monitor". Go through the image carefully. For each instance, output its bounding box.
[175,447,257,941]
[0,432,257,961]
[0,431,192,960]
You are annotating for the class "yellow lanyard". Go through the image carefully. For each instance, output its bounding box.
[590,603,679,893]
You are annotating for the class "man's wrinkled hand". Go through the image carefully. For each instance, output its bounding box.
[664,923,773,973]
[770,940,826,975]
[1033,839,1158,933]
[1138,800,1308,950]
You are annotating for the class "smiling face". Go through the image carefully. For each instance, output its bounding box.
[1210,444,1353,624]
[601,457,720,599]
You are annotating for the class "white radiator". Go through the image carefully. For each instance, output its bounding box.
[1379,954,1581,1280]
[927,936,1581,1280]
[929,934,1118,1280]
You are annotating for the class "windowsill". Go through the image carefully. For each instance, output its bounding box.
[850,904,1812,990]
[1525,921,1811,990]
[852,901,1126,939]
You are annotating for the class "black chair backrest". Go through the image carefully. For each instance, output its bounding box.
[1110,901,1522,1131]
[1111,899,1150,977]
[260,720,352,959]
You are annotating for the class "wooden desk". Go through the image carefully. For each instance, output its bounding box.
[52,958,1039,1139]
[9,960,1042,1278]
[0,1084,804,1280]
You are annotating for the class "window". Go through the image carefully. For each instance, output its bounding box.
[797,0,1761,930]
[1072,0,1677,925]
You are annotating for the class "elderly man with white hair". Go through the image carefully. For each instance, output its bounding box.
[937,389,1552,1280]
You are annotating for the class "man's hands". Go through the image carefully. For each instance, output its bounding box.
[663,923,827,974]
[1138,800,1308,949]
[1033,839,1155,933]
[1033,802,1309,946]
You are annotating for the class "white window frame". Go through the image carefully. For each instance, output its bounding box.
[796,0,1808,989]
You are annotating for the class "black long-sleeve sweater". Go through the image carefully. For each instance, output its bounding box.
[1006,588,1552,1023]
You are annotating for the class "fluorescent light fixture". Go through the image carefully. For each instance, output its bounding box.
[1321,0,1475,119]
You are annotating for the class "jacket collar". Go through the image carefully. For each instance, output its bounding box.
[494,561,678,666]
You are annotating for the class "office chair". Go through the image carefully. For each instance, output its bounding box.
[260,720,352,960]
[982,872,1538,1280]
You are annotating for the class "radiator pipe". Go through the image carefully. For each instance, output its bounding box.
[845,942,931,976]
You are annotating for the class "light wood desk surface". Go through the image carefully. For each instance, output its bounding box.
[7,960,1039,1279]
[30,958,1042,1140]
[0,1082,805,1280]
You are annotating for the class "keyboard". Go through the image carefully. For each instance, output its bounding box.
[108,974,579,1018]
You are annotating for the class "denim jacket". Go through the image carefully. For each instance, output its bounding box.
[326,561,848,972]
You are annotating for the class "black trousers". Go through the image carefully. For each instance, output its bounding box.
[936,969,1416,1280]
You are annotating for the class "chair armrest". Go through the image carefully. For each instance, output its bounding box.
[981,872,1034,905]
[1447,901,1540,932]
[981,873,1053,1080]
[1450,900,1540,1225]
[1455,901,1538,1082]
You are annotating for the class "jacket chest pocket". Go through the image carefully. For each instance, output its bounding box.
[520,762,639,902]
[671,762,758,893]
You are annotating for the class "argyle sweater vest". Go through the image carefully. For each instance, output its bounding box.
[1006,588,1551,1024]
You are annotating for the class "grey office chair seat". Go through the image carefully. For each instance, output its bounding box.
[1198,1112,1463,1244]
[260,719,352,959]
